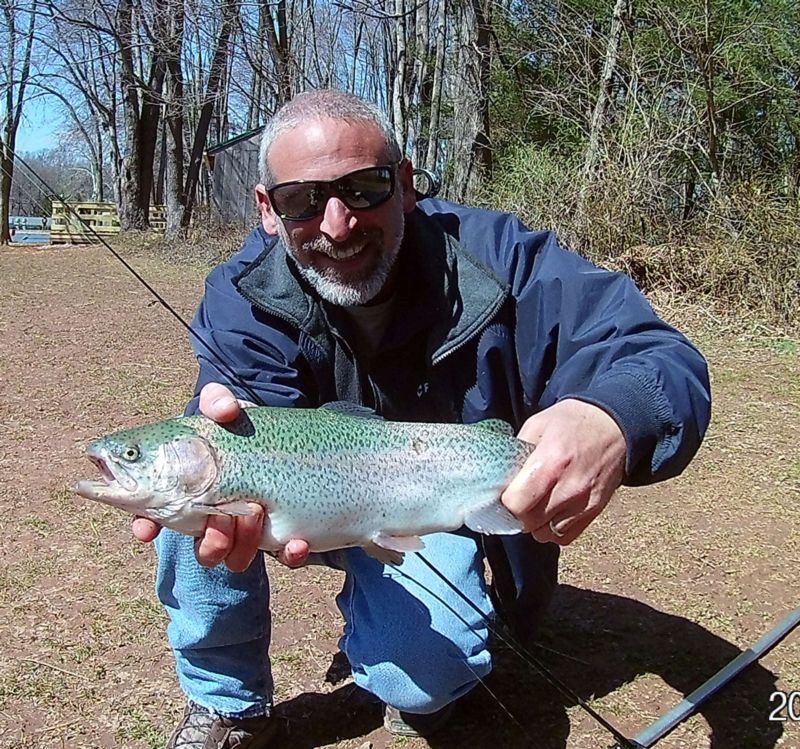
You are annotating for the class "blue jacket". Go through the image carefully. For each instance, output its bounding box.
[189,199,710,487]
[187,198,710,639]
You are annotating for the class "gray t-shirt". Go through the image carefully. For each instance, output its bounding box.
[342,296,395,360]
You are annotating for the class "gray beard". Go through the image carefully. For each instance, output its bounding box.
[277,220,403,307]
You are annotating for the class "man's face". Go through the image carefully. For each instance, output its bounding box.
[255,118,417,306]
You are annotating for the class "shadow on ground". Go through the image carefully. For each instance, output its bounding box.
[274,585,782,749]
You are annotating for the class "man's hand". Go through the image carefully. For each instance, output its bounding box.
[131,382,311,570]
[501,399,626,545]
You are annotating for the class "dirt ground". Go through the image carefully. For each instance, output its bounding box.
[0,242,798,749]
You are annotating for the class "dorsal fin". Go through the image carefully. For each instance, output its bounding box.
[320,402,384,419]
[472,418,515,436]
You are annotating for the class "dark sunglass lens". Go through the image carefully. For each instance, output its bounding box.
[272,182,326,220]
[337,168,393,209]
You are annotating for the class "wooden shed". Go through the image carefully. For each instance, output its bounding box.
[207,126,265,225]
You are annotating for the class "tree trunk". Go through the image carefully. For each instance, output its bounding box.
[0,0,36,245]
[164,0,185,237]
[424,0,447,173]
[247,2,267,128]
[410,0,430,166]
[264,0,291,106]
[448,0,492,202]
[137,51,166,220]
[392,0,408,153]
[583,0,629,176]
[95,122,105,202]
[116,0,147,230]
[181,0,239,228]
[700,0,722,187]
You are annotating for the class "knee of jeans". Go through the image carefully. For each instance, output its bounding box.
[354,653,490,714]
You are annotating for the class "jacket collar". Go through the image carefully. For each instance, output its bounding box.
[233,208,509,364]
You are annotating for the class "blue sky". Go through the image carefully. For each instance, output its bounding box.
[16,98,58,153]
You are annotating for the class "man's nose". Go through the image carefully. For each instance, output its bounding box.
[319,196,357,242]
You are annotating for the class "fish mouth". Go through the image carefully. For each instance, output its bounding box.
[90,455,117,484]
[75,452,145,505]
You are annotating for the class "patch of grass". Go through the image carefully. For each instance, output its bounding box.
[785,461,800,485]
[0,662,69,709]
[49,485,80,510]
[714,368,747,384]
[271,650,302,666]
[19,516,53,535]
[114,705,168,749]
[0,566,37,601]
[766,339,799,355]
[116,593,166,631]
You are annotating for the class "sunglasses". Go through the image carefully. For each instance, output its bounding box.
[267,164,398,221]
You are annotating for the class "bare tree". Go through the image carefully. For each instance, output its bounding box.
[180,0,239,228]
[391,0,408,151]
[36,6,123,203]
[162,0,184,236]
[584,0,630,176]
[448,0,492,201]
[424,0,446,173]
[0,0,37,244]
[114,0,165,229]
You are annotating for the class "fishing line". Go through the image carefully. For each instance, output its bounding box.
[8,146,637,745]
[6,153,268,408]
[416,552,643,749]
[389,562,542,746]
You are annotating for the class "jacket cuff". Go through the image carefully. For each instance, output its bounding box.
[560,369,676,483]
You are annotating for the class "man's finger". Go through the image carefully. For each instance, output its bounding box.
[276,539,311,568]
[224,504,266,573]
[501,451,560,519]
[132,517,161,542]
[531,507,599,545]
[195,514,236,567]
[199,382,241,423]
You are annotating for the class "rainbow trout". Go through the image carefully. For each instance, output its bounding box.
[75,403,532,565]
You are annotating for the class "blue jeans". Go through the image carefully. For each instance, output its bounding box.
[155,529,495,717]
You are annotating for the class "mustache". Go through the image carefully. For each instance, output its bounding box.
[302,228,381,255]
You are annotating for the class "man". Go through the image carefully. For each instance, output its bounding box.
[135,90,711,748]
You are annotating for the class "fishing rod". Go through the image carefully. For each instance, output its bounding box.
[613,604,800,748]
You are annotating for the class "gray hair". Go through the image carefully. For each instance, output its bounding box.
[259,90,403,186]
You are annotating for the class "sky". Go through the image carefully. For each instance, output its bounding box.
[15,98,58,154]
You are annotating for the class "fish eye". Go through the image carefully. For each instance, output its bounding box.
[121,445,140,462]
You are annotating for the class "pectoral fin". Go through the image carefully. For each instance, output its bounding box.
[465,501,524,535]
[193,500,259,517]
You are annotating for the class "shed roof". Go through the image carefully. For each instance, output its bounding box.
[207,126,266,155]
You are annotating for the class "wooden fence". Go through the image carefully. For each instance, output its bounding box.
[50,202,166,244]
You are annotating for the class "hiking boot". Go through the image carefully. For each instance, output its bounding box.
[383,703,455,737]
[166,702,278,748]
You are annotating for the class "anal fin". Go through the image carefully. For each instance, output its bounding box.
[363,544,404,566]
[363,532,427,566]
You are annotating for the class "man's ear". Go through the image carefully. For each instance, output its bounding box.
[255,184,279,235]
[398,159,417,213]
